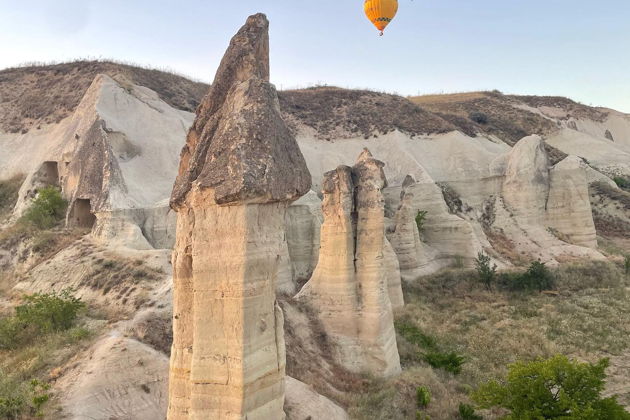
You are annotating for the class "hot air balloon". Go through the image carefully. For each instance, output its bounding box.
[364,0,399,36]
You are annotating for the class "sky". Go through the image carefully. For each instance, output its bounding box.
[0,0,629,112]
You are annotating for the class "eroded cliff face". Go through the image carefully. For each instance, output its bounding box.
[297,149,401,378]
[168,13,310,420]
[487,135,602,263]
[387,175,436,282]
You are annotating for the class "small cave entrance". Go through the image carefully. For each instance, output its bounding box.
[41,161,60,186]
[71,199,96,229]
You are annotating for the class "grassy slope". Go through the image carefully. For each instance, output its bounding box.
[347,261,630,419]
[0,60,209,133]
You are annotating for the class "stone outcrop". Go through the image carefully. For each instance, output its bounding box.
[297,149,401,377]
[285,190,322,289]
[501,135,597,249]
[387,175,431,282]
[383,237,404,310]
[167,13,311,420]
[502,135,550,226]
[547,156,598,248]
[284,377,349,420]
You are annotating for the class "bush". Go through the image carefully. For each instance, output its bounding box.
[472,355,630,419]
[0,376,51,419]
[0,175,24,218]
[613,176,630,190]
[416,386,431,408]
[469,112,488,125]
[502,261,555,291]
[415,210,428,234]
[395,320,466,375]
[458,403,482,420]
[20,186,66,229]
[395,320,437,350]
[0,290,84,349]
[423,351,465,375]
[475,252,497,290]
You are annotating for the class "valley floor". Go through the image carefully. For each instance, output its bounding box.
[346,259,630,419]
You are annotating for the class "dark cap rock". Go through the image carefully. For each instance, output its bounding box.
[171,13,311,207]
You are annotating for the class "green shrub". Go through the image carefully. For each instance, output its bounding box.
[472,355,630,419]
[395,320,466,375]
[416,386,431,408]
[0,376,51,419]
[423,351,465,375]
[0,290,84,349]
[0,175,24,218]
[20,186,66,229]
[415,210,428,234]
[395,320,437,350]
[475,252,497,290]
[502,261,555,291]
[613,176,630,190]
[458,403,482,420]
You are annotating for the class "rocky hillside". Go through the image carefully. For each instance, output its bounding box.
[0,60,207,133]
[1,52,630,420]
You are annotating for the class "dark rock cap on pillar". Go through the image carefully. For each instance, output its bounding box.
[171,13,311,207]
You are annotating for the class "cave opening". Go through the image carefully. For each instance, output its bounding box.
[72,199,96,229]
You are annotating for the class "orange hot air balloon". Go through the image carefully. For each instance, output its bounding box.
[364,0,399,36]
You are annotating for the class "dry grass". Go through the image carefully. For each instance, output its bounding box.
[281,297,368,407]
[345,261,630,419]
[0,174,24,221]
[79,255,164,309]
[409,91,558,145]
[0,60,208,133]
[278,87,455,140]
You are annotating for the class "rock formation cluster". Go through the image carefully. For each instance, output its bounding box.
[499,135,598,251]
[167,13,311,420]
[298,149,402,377]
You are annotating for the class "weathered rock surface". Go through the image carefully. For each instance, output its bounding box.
[487,135,602,263]
[547,156,598,248]
[297,149,401,377]
[284,377,349,420]
[7,72,192,248]
[57,335,169,420]
[383,237,404,310]
[168,13,310,420]
[387,175,434,282]
[285,190,322,288]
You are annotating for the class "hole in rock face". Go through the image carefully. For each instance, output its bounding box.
[72,198,96,229]
[41,161,60,186]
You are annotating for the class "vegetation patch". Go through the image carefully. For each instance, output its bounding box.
[0,290,84,350]
[19,186,66,229]
[614,176,630,191]
[346,260,630,418]
[278,87,455,140]
[0,60,208,133]
[395,319,466,375]
[472,355,630,418]
[0,291,94,418]
[0,175,24,221]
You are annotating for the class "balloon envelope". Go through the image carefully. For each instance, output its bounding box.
[364,0,399,33]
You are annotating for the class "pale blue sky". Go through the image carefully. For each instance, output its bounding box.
[1,0,628,111]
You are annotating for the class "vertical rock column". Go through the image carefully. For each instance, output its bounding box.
[298,149,401,377]
[168,14,311,420]
[388,175,428,283]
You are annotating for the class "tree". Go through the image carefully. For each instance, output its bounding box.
[20,186,67,229]
[472,355,630,419]
[475,252,497,290]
